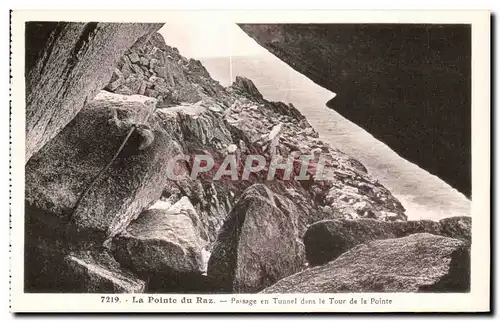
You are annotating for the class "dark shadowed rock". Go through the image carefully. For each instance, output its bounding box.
[112,203,206,275]
[390,219,443,237]
[62,250,146,293]
[207,184,305,293]
[262,233,470,293]
[304,218,451,266]
[233,76,264,100]
[239,24,471,197]
[439,216,472,243]
[145,271,218,294]
[24,213,146,294]
[25,91,183,240]
[304,219,396,266]
[26,22,164,161]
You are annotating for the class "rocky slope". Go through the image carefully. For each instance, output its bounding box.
[106,33,407,223]
[24,26,470,294]
[25,22,164,162]
[239,24,471,198]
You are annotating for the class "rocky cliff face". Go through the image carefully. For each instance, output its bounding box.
[239,24,471,198]
[25,22,164,162]
[25,26,469,294]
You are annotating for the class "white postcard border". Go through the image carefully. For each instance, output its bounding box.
[9,9,491,313]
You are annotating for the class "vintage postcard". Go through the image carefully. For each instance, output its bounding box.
[10,10,491,313]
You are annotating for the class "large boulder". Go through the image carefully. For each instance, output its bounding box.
[261,233,470,293]
[304,218,446,266]
[112,199,207,275]
[239,24,471,197]
[207,184,305,293]
[439,216,472,243]
[25,22,164,161]
[25,91,183,240]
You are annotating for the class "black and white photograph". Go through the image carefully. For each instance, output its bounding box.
[9,10,491,313]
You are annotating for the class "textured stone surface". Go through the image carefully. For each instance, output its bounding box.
[25,22,164,161]
[304,218,461,266]
[439,216,472,243]
[107,32,230,106]
[112,201,206,275]
[262,233,470,293]
[25,91,183,240]
[239,24,471,197]
[207,184,305,293]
